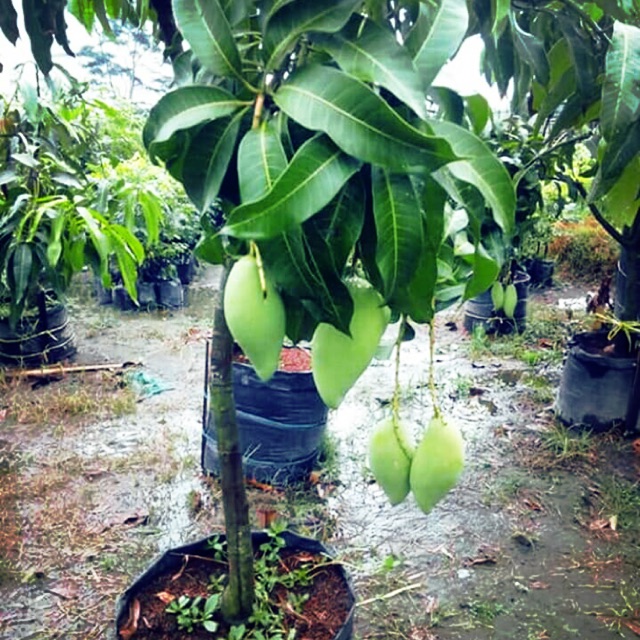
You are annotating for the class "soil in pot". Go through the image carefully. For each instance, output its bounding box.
[115,531,354,640]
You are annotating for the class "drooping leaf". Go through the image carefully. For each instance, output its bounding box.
[509,13,549,86]
[182,108,248,211]
[237,120,289,203]
[259,227,354,333]
[406,0,469,89]
[391,177,447,323]
[273,64,456,172]
[557,13,599,99]
[8,243,33,307]
[464,243,500,300]
[307,174,365,274]
[594,120,640,196]
[0,0,19,44]
[314,16,428,119]
[430,120,515,236]
[264,0,361,70]
[172,0,243,80]
[223,134,360,239]
[143,86,250,154]
[428,87,464,125]
[601,21,640,142]
[22,0,53,74]
[371,168,423,299]
[464,94,491,135]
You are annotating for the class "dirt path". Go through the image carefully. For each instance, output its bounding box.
[1,270,639,640]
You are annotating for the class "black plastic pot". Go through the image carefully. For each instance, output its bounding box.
[527,258,554,288]
[112,530,355,640]
[177,256,197,285]
[463,272,531,335]
[614,247,640,320]
[137,280,157,310]
[202,352,329,485]
[113,285,137,311]
[556,331,639,431]
[156,279,185,309]
[0,303,76,367]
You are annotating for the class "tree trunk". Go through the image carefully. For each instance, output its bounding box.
[209,261,254,622]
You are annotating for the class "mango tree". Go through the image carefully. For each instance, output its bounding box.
[4,0,639,625]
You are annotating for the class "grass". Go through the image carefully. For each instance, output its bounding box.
[467,300,585,366]
[540,422,596,464]
[594,475,640,531]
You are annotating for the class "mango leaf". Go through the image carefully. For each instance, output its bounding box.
[46,213,66,267]
[601,22,640,142]
[195,234,225,265]
[314,17,428,119]
[372,168,423,299]
[173,0,242,80]
[108,225,143,303]
[143,86,249,154]
[464,94,491,135]
[22,0,53,74]
[428,87,464,125]
[392,177,447,323]
[557,14,598,99]
[599,154,640,229]
[182,108,248,211]
[491,0,510,34]
[307,174,365,274]
[0,0,19,44]
[8,243,33,307]
[429,120,515,236]
[223,134,360,239]
[237,120,288,203]
[509,13,549,85]
[220,0,253,26]
[76,207,110,267]
[594,120,640,196]
[264,0,361,70]
[464,243,500,300]
[273,65,456,172]
[137,190,163,245]
[405,0,469,89]
[259,227,353,333]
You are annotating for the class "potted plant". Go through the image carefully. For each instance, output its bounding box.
[0,82,143,365]
[202,343,330,485]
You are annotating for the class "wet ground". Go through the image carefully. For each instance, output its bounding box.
[1,267,639,640]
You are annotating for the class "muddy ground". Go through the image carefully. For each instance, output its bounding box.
[1,267,639,640]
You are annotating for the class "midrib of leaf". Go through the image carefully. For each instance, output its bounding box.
[382,171,400,294]
[281,84,435,155]
[226,148,346,234]
[155,101,248,142]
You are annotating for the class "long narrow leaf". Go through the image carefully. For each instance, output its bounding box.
[0,0,19,44]
[223,134,360,239]
[273,65,456,172]
[314,17,428,119]
[264,0,361,70]
[430,120,515,236]
[173,0,242,80]
[143,86,250,152]
[182,108,248,211]
[601,21,640,142]
[405,0,469,89]
[372,168,423,299]
[8,243,33,307]
[237,120,289,202]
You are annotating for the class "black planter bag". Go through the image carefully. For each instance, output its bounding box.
[0,303,76,366]
[202,359,329,485]
[112,530,355,640]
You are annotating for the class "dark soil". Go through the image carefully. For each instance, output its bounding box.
[118,547,352,640]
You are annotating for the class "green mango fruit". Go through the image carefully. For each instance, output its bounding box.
[503,283,518,320]
[311,278,390,408]
[223,255,285,382]
[491,281,504,311]
[410,414,465,515]
[369,417,413,506]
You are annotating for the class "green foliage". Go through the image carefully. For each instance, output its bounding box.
[0,79,143,323]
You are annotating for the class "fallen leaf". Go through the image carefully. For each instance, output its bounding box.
[119,598,140,640]
[529,580,550,589]
[622,619,640,636]
[156,591,176,604]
